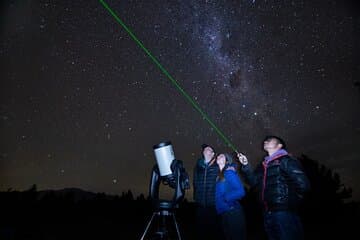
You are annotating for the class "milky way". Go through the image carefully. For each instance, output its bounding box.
[1,0,359,200]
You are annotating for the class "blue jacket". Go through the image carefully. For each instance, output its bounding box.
[215,168,245,214]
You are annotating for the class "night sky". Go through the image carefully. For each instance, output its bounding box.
[1,0,359,200]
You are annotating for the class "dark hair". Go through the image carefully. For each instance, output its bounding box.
[218,153,239,181]
[201,143,215,152]
[263,135,287,149]
[201,144,216,164]
[224,153,233,164]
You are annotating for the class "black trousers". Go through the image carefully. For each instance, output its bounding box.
[264,210,304,240]
[196,206,224,240]
[221,207,246,240]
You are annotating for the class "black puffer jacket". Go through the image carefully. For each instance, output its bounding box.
[193,158,219,207]
[242,155,310,211]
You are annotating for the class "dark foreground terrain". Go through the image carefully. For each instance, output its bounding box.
[0,187,358,240]
[1,156,359,239]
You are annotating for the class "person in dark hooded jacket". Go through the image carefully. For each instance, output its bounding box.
[193,144,223,240]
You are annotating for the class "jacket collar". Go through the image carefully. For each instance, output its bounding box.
[264,149,288,164]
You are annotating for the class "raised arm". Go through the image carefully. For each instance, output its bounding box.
[237,153,258,187]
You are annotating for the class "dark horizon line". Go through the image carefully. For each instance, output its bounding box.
[0,185,199,202]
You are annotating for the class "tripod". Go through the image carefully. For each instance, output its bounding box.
[140,201,182,240]
[141,152,190,240]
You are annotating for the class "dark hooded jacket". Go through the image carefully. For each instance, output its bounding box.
[193,158,219,207]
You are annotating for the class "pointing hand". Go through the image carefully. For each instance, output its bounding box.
[237,152,248,165]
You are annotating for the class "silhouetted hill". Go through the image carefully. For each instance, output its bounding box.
[37,188,114,202]
[38,188,94,200]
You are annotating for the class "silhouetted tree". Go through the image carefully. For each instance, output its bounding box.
[27,184,37,192]
[299,154,358,239]
[355,81,360,94]
[300,154,352,203]
[121,189,134,201]
[136,193,146,201]
[95,192,107,201]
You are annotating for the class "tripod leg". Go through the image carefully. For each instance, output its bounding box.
[140,212,157,240]
[172,214,182,240]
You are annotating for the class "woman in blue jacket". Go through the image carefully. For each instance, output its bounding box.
[216,153,246,240]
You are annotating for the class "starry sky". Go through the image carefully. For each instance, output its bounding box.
[1,0,360,200]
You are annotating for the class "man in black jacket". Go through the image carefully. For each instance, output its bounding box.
[193,144,223,240]
[238,136,310,240]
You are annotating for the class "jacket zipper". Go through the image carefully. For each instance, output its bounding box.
[262,161,268,211]
[203,164,208,206]
[261,154,288,211]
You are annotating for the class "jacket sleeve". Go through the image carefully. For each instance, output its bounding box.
[241,164,259,188]
[284,158,310,198]
[224,170,246,202]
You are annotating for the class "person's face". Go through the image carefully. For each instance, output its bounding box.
[216,154,226,170]
[263,138,282,152]
[203,146,215,159]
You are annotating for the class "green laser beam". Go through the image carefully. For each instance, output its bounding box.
[99,0,238,153]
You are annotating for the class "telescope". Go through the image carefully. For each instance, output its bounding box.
[140,141,190,240]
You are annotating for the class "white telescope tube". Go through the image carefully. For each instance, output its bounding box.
[153,142,175,177]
